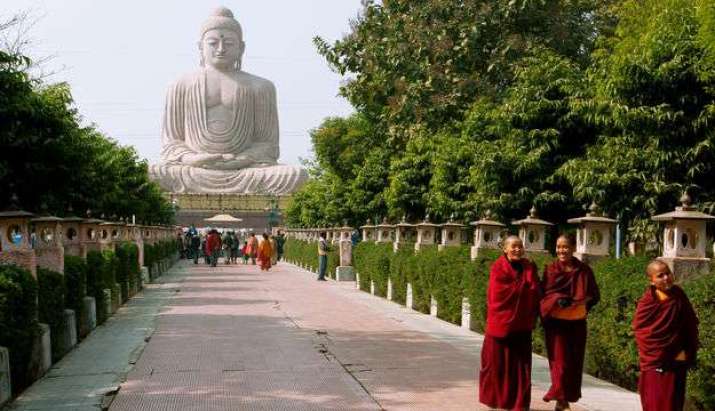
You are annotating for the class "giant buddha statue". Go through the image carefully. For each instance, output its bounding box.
[150,7,308,194]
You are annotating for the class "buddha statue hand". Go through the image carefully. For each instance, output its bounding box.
[209,153,255,170]
[180,152,225,168]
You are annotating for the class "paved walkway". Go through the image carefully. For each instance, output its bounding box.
[8,259,641,411]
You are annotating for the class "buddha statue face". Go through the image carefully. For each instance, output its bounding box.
[200,28,244,71]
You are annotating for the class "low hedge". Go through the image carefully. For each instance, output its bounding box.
[86,250,115,324]
[0,264,38,395]
[116,242,140,301]
[64,256,87,316]
[37,268,67,362]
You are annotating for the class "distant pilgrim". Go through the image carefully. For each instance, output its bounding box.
[150,6,308,194]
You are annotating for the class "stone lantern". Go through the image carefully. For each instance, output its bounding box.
[31,215,65,274]
[0,207,37,278]
[80,215,104,256]
[141,225,154,245]
[330,227,341,246]
[336,224,355,281]
[439,215,465,251]
[567,203,617,263]
[652,194,715,279]
[127,222,144,267]
[470,210,506,260]
[360,219,376,242]
[375,218,395,244]
[512,206,554,256]
[99,220,119,252]
[62,215,84,258]
[394,217,416,251]
[415,215,439,251]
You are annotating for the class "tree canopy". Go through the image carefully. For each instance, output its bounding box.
[287,0,715,245]
[0,49,173,223]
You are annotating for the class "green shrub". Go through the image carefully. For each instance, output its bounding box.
[284,239,339,276]
[37,268,67,362]
[115,242,140,301]
[86,250,114,324]
[63,255,87,315]
[0,264,39,395]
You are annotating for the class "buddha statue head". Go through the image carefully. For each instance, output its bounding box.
[198,7,245,72]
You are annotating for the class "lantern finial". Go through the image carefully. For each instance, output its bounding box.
[529,205,538,218]
[680,192,693,209]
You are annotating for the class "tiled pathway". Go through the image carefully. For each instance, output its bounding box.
[8,259,641,410]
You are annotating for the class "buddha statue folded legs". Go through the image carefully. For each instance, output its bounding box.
[148,6,308,195]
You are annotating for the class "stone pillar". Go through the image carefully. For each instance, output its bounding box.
[80,296,97,338]
[80,218,103,257]
[470,211,505,260]
[430,295,438,317]
[415,218,438,251]
[512,206,553,257]
[336,226,355,281]
[31,216,65,274]
[568,203,617,264]
[652,194,715,279]
[62,217,83,257]
[461,297,472,329]
[29,323,51,381]
[439,217,465,251]
[58,309,77,357]
[0,346,10,408]
[375,218,394,244]
[0,209,37,278]
[387,277,393,301]
[360,219,376,242]
[394,218,416,252]
[406,283,414,309]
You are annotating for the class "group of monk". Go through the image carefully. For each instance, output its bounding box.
[479,234,699,411]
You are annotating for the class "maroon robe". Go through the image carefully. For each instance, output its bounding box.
[632,285,699,411]
[540,258,600,403]
[479,255,540,411]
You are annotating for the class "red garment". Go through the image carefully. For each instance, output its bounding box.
[638,367,688,411]
[543,319,587,403]
[479,332,533,411]
[257,240,272,270]
[633,285,698,411]
[540,258,600,319]
[632,285,699,371]
[485,255,541,338]
[540,258,599,403]
[206,232,222,253]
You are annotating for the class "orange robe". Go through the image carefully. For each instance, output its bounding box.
[257,240,273,270]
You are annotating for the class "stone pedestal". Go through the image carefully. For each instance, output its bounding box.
[102,289,113,320]
[0,346,10,408]
[111,285,121,313]
[387,277,393,301]
[335,266,355,281]
[430,295,438,317]
[80,297,97,338]
[29,323,51,381]
[355,272,361,289]
[370,280,375,295]
[461,298,472,329]
[658,257,712,281]
[58,309,77,356]
[406,283,414,309]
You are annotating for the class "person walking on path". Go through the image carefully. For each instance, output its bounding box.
[633,260,699,411]
[206,229,222,267]
[540,234,600,411]
[269,234,278,266]
[317,231,329,281]
[257,233,273,271]
[275,230,285,261]
[229,231,239,264]
[246,232,258,265]
[479,236,541,411]
[189,233,201,264]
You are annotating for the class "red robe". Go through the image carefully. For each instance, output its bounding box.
[540,258,600,403]
[479,255,541,411]
[632,285,699,411]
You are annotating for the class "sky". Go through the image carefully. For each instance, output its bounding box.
[1,1,360,166]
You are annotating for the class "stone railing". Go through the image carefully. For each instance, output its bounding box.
[0,210,180,406]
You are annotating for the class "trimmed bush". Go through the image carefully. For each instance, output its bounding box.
[64,255,87,316]
[284,238,339,276]
[37,267,67,362]
[115,243,140,301]
[86,250,114,324]
[0,264,39,395]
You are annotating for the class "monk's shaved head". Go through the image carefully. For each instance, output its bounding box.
[646,260,671,277]
[503,235,523,248]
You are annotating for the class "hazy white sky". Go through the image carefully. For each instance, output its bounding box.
[2,1,360,166]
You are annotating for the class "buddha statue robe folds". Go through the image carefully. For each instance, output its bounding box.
[149,7,308,195]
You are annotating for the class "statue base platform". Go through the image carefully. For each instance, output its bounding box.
[169,193,290,231]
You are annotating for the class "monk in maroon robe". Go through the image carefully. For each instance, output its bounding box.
[540,234,600,411]
[479,236,541,411]
[633,260,699,411]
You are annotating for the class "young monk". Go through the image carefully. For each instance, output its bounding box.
[541,234,600,411]
[479,236,541,411]
[632,260,699,411]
